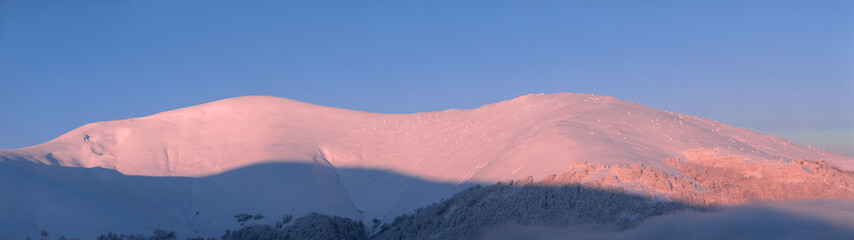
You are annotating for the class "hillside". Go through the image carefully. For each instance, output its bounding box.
[1,93,851,239]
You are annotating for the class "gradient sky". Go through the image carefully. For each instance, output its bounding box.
[1,1,852,155]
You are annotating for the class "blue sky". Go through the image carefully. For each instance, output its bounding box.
[1,1,852,155]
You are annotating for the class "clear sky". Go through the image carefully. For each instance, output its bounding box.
[1,1,852,155]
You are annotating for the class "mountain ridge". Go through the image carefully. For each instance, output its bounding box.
[2,93,850,177]
[1,92,852,239]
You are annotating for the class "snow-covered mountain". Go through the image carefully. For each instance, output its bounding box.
[1,93,851,239]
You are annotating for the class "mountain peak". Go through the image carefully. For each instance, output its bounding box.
[2,93,852,239]
[141,95,354,120]
[2,93,851,178]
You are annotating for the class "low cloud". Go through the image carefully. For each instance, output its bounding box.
[485,199,854,240]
